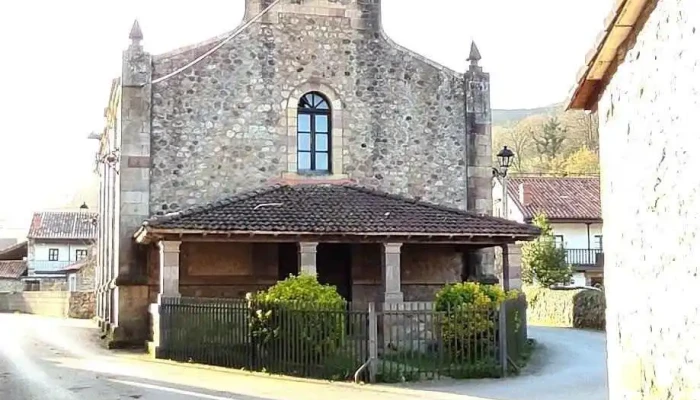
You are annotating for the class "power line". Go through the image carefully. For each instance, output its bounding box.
[148,0,282,86]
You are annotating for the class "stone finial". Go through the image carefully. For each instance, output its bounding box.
[468,41,482,66]
[129,19,143,44]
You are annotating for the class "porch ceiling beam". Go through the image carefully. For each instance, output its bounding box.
[136,228,536,245]
[161,235,518,246]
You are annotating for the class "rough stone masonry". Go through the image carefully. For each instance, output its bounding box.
[103,0,496,344]
[597,0,700,398]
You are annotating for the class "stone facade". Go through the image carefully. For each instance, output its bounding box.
[597,0,700,397]
[100,0,497,344]
[149,7,471,213]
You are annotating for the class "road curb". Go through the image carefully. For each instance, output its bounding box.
[112,351,477,399]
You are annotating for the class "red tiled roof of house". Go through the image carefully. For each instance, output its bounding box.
[506,176,601,221]
[0,260,27,279]
[143,184,541,239]
[27,212,98,240]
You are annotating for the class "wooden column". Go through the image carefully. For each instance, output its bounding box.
[158,240,181,301]
[501,244,510,292]
[382,243,403,303]
[298,242,318,276]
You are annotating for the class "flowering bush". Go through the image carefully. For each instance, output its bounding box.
[436,282,517,361]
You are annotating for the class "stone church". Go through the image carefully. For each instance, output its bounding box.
[96,0,537,345]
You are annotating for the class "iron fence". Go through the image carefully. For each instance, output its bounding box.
[158,297,523,383]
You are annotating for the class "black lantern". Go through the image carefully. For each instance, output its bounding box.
[497,146,515,171]
[80,202,89,211]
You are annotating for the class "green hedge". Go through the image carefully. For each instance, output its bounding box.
[523,285,605,330]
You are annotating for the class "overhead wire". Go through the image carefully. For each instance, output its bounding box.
[148,0,283,86]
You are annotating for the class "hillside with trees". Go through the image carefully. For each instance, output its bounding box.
[492,103,599,176]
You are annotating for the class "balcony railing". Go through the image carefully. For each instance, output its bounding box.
[565,249,603,266]
[28,260,75,272]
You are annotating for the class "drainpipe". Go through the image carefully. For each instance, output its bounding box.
[586,223,591,265]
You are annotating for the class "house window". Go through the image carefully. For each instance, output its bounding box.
[594,235,603,250]
[48,248,59,261]
[554,235,564,248]
[24,280,40,291]
[75,249,88,261]
[297,92,331,174]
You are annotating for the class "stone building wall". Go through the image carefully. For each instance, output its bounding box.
[597,0,700,397]
[148,0,471,215]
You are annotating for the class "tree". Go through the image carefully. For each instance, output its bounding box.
[561,147,599,175]
[521,213,572,287]
[531,117,567,163]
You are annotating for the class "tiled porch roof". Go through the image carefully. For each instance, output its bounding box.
[138,184,540,241]
[0,260,27,279]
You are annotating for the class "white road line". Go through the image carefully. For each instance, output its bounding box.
[109,379,241,400]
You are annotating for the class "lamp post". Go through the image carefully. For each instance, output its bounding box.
[495,146,515,219]
[494,146,515,295]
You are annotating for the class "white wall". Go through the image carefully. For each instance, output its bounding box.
[571,272,587,286]
[551,223,603,250]
[492,179,525,222]
[33,242,89,262]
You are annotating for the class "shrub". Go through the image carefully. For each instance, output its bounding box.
[522,213,572,287]
[435,282,517,362]
[249,274,346,367]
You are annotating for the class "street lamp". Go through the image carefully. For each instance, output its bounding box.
[495,146,515,219]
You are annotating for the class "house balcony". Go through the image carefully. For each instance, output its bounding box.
[28,260,74,273]
[565,249,603,267]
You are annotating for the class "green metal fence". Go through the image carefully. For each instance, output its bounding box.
[158,297,521,383]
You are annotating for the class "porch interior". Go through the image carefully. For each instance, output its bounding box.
[145,241,486,305]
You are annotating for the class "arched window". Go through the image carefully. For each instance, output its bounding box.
[297,92,331,173]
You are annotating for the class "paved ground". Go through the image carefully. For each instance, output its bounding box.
[0,314,607,400]
[411,326,608,400]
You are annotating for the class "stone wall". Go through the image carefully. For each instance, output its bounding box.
[0,291,95,319]
[0,292,70,317]
[68,292,96,319]
[523,285,605,330]
[597,0,700,397]
[77,256,96,292]
[148,1,471,215]
[30,277,68,291]
[0,279,23,292]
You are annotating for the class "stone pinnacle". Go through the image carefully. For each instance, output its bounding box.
[129,19,143,42]
[468,41,482,65]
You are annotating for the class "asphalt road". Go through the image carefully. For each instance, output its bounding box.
[411,326,609,400]
[0,314,607,400]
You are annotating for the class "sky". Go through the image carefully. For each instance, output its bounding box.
[0,0,610,239]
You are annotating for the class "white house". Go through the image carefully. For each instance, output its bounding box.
[25,210,98,291]
[493,176,603,287]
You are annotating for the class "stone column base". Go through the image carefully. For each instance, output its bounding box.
[479,274,500,285]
